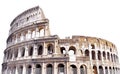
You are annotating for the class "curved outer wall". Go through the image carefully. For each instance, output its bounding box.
[2,6,120,74]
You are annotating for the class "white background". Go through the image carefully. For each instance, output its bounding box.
[0,0,120,72]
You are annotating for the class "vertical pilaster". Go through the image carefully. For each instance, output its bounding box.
[33,44,38,56]
[35,28,40,38]
[42,63,46,74]
[23,64,26,74]
[25,46,28,57]
[54,62,57,74]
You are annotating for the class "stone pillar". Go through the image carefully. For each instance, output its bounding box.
[35,28,40,38]
[103,66,105,74]
[15,66,18,74]
[54,62,57,74]
[43,42,47,56]
[42,63,46,74]
[108,67,110,74]
[23,64,26,74]
[28,30,32,39]
[66,62,70,74]
[33,44,38,56]
[31,64,35,74]
[97,66,99,74]
[25,46,28,57]
[77,65,80,74]
[18,48,21,58]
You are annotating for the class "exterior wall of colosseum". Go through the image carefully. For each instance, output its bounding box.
[2,6,120,74]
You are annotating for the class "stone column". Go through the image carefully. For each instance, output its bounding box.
[23,64,26,74]
[66,62,70,74]
[43,42,47,56]
[15,66,18,74]
[42,63,46,74]
[25,46,28,57]
[31,64,35,74]
[28,30,32,39]
[33,44,38,57]
[35,28,40,38]
[18,48,21,58]
[54,62,57,74]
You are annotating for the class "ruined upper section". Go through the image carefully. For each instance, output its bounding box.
[9,6,48,35]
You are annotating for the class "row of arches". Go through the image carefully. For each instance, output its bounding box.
[93,65,120,74]
[60,46,119,63]
[8,27,45,46]
[4,64,88,74]
[3,63,120,74]
[4,44,119,63]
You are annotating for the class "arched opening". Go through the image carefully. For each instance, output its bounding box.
[80,65,87,74]
[35,64,42,74]
[46,64,53,74]
[92,51,96,60]
[12,66,16,74]
[9,50,13,59]
[91,44,95,49]
[28,46,33,56]
[58,64,64,74]
[18,66,23,74]
[40,28,44,37]
[93,66,97,74]
[111,54,113,62]
[27,65,32,74]
[32,30,35,38]
[109,67,112,74]
[107,52,110,60]
[38,45,43,55]
[69,46,76,55]
[113,67,115,74]
[60,47,66,54]
[85,50,89,56]
[103,51,106,60]
[105,67,108,74]
[70,65,77,74]
[98,51,101,60]
[47,44,54,54]
[99,66,103,74]
[21,47,25,57]
[14,49,18,58]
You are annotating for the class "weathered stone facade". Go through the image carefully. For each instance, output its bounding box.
[2,6,120,74]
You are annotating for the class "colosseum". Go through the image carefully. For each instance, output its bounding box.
[2,6,120,74]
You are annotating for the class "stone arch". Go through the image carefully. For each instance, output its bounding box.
[91,44,95,49]
[109,67,112,74]
[105,67,108,74]
[26,65,32,74]
[80,65,87,74]
[46,64,53,74]
[92,51,96,60]
[35,64,42,74]
[47,44,54,54]
[14,49,18,58]
[69,46,76,55]
[93,65,98,74]
[99,66,103,74]
[111,54,113,62]
[70,65,77,74]
[21,47,25,57]
[103,51,106,60]
[107,52,110,60]
[28,46,33,56]
[38,45,43,55]
[40,28,44,36]
[60,47,66,54]
[18,65,23,74]
[98,51,101,60]
[85,49,89,56]
[58,64,64,74]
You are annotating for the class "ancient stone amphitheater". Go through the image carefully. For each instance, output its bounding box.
[2,6,120,74]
